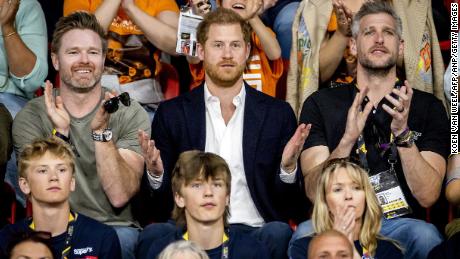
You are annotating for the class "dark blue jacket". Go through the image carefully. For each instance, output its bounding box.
[0,213,121,259]
[147,84,309,223]
[146,227,270,259]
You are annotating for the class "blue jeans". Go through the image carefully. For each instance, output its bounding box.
[231,222,292,259]
[380,217,443,259]
[0,92,28,118]
[273,2,300,59]
[288,218,443,259]
[113,226,140,259]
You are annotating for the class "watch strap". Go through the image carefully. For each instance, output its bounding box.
[92,129,112,142]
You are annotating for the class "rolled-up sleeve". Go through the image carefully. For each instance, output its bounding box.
[9,0,48,98]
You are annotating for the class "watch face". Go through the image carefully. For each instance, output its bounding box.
[103,130,113,141]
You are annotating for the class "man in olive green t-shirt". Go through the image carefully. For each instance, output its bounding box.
[12,12,150,259]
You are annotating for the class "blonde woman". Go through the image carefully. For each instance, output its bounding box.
[290,159,403,259]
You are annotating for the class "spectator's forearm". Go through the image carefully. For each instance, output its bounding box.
[2,24,37,77]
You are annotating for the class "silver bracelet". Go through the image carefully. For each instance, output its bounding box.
[147,169,162,179]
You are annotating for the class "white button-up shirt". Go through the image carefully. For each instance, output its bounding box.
[204,83,265,227]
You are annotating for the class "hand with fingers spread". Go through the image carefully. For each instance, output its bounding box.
[0,0,19,28]
[382,80,413,136]
[282,123,311,173]
[333,0,353,37]
[44,80,71,136]
[138,130,164,176]
[91,91,115,132]
[342,88,373,145]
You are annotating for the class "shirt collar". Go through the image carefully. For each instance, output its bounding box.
[204,83,246,107]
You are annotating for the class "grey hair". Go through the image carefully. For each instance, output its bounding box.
[157,240,210,259]
[351,1,402,39]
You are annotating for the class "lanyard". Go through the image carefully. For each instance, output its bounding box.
[183,231,229,259]
[29,212,77,259]
[356,133,398,172]
[354,78,405,171]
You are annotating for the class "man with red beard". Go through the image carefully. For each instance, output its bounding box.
[136,8,310,259]
[12,11,150,259]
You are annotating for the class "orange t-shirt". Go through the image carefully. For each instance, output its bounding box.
[64,0,179,84]
[189,31,283,97]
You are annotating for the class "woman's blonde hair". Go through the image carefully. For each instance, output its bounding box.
[312,159,382,256]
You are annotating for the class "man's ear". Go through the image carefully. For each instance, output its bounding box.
[51,53,59,71]
[398,39,404,57]
[197,43,205,61]
[174,192,185,208]
[350,38,357,56]
[19,177,31,195]
[245,42,251,61]
[70,175,76,192]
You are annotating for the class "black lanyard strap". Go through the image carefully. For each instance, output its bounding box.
[29,212,77,259]
[61,212,77,259]
[356,133,398,172]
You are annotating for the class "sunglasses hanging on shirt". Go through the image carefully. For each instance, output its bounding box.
[103,92,131,113]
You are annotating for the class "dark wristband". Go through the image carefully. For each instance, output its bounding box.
[52,129,70,143]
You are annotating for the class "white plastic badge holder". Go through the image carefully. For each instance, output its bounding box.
[369,169,412,219]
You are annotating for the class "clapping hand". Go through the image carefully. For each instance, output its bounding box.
[281,123,311,173]
[90,91,116,132]
[44,80,71,136]
[191,0,212,16]
[382,80,413,137]
[342,87,373,145]
[333,0,353,37]
[0,0,19,28]
[138,130,164,176]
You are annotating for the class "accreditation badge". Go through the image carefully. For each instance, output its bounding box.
[368,169,412,219]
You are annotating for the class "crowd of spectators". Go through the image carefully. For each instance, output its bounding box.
[0,0,455,258]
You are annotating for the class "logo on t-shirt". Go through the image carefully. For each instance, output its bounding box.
[73,247,94,256]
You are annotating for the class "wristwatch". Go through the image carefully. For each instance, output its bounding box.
[92,129,113,142]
